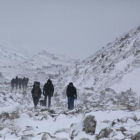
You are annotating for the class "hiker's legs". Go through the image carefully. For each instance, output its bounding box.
[68,97,71,110]
[69,97,74,110]
[48,95,51,109]
[16,84,18,89]
[35,97,39,107]
[33,97,36,106]
[44,95,47,106]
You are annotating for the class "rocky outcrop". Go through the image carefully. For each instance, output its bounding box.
[96,127,113,140]
[83,115,97,135]
[0,112,19,122]
[131,132,140,140]
[41,133,48,140]
[70,115,96,139]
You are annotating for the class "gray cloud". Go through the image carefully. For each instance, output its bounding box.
[0,0,140,59]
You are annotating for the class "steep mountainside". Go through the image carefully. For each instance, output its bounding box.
[0,39,30,67]
[57,25,140,96]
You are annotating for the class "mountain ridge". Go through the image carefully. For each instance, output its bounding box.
[56,25,140,97]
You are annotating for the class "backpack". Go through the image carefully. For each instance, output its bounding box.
[67,86,75,96]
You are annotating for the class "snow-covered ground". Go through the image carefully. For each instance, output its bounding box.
[111,67,140,95]
[1,84,140,140]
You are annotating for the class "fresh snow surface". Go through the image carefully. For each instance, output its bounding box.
[111,67,140,95]
[1,85,140,140]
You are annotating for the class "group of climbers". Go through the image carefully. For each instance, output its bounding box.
[31,79,54,109]
[31,79,77,110]
[11,76,29,90]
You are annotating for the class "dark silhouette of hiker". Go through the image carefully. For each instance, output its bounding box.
[11,78,15,90]
[43,79,54,109]
[31,82,42,108]
[66,82,77,110]
[15,76,19,89]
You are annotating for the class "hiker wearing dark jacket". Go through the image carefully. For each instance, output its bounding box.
[66,82,77,110]
[25,78,29,89]
[15,76,18,89]
[11,78,15,90]
[31,82,42,108]
[18,78,22,89]
[43,79,54,109]
[22,77,26,90]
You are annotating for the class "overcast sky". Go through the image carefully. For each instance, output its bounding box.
[0,0,140,59]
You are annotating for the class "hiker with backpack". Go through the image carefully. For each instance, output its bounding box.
[66,82,77,110]
[31,81,42,108]
[43,79,54,109]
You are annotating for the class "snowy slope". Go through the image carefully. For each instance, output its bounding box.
[0,39,30,67]
[57,25,140,96]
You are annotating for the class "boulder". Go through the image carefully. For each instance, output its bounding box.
[20,133,34,140]
[116,127,127,132]
[41,133,48,140]
[10,112,20,120]
[70,115,96,139]
[105,88,116,94]
[83,115,97,135]
[132,132,140,140]
[0,112,9,120]
[96,127,113,140]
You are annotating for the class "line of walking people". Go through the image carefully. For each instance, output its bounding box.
[31,79,77,110]
[11,76,29,90]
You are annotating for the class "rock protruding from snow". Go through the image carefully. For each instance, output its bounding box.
[83,115,97,135]
[100,88,116,98]
[131,132,140,140]
[41,133,48,140]
[96,127,113,140]
[0,112,19,121]
[70,115,96,139]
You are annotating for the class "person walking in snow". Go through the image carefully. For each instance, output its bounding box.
[43,79,54,109]
[66,82,77,110]
[18,78,22,89]
[11,78,15,90]
[15,76,19,89]
[25,78,29,89]
[22,77,26,90]
[31,82,42,108]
